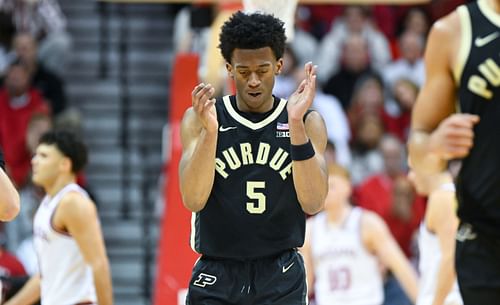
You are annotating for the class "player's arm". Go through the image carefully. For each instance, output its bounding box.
[299,218,315,297]
[362,211,418,303]
[408,13,478,175]
[3,274,41,305]
[288,63,328,215]
[0,149,20,221]
[179,83,218,212]
[426,190,459,305]
[58,193,113,305]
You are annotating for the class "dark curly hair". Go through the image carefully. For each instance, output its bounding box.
[219,11,287,63]
[39,130,88,174]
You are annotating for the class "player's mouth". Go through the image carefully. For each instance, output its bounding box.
[248,92,262,98]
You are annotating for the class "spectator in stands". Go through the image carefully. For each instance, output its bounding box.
[0,60,50,188]
[0,11,15,79]
[316,5,391,84]
[354,135,425,305]
[349,111,384,186]
[398,7,431,38]
[13,32,67,116]
[382,78,419,142]
[347,72,386,125]
[0,0,71,76]
[383,30,425,89]
[322,34,374,109]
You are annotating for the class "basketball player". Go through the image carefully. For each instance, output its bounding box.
[408,0,500,303]
[179,11,328,305]
[301,164,418,305]
[5,131,113,305]
[408,167,463,305]
[0,148,20,221]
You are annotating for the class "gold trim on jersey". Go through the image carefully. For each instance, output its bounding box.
[478,0,500,27]
[454,5,472,86]
[223,95,287,130]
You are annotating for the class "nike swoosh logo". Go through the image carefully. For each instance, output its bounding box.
[475,32,499,47]
[282,262,294,273]
[219,126,237,132]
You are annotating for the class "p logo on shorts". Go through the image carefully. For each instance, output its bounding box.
[193,273,217,287]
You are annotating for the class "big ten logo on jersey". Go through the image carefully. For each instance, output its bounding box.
[468,58,500,99]
[329,267,351,291]
[215,142,292,180]
[276,121,290,138]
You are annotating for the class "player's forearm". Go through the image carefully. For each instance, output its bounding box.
[4,274,41,305]
[431,254,456,305]
[289,119,327,215]
[389,252,419,303]
[180,129,218,212]
[92,259,114,305]
[0,168,20,221]
[292,156,327,214]
[408,130,446,175]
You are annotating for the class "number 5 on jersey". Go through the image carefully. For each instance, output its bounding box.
[246,181,266,214]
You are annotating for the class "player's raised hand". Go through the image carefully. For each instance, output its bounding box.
[192,83,218,133]
[287,62,317,121]
[429,113,480,160]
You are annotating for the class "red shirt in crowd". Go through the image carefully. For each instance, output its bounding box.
[0,88,50,187]
[354,174,425,258]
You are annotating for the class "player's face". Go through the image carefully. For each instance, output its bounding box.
[325,174,352,208]
[227,47,283,113]
[31,144,67,187]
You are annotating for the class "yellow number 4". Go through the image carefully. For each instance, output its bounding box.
[246,181,266,214]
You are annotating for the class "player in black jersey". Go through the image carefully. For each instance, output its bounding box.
[0,148,20,221]
[408,1,500,304]
[179,11,328,305]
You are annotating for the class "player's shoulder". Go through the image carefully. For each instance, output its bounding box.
[360,209,388,235]
[429,6,462,42]
[58,190,96,217]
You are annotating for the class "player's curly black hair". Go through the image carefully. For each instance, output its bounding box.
[219,11,286,63]
[39,130,88,174]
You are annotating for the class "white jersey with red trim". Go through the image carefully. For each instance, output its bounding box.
[417,182,463,305]
[33,183,97,305]
[310,207,383,305]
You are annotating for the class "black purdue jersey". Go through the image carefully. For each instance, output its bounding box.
[190,95,306,259]
[455,1,500,237]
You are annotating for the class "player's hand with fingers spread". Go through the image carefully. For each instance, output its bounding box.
[429,113,480,160]
[287,62,317,121]
[192,83,218,133]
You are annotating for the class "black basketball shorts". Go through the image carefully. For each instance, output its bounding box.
[455,222,500,305]
[186,249,307,305]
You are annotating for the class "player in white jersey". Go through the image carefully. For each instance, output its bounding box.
[5,131,113,305]
[301,164,418,305]
[408,166,463,305]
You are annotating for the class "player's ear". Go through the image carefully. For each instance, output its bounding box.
[275,58,284,75]
[226,63,234,78]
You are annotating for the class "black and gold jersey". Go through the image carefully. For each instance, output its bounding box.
[189,95,306,259]
[454,0,500,237]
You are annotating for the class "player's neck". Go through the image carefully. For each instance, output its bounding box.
[326,203,352,224]
[44,175,76,197]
